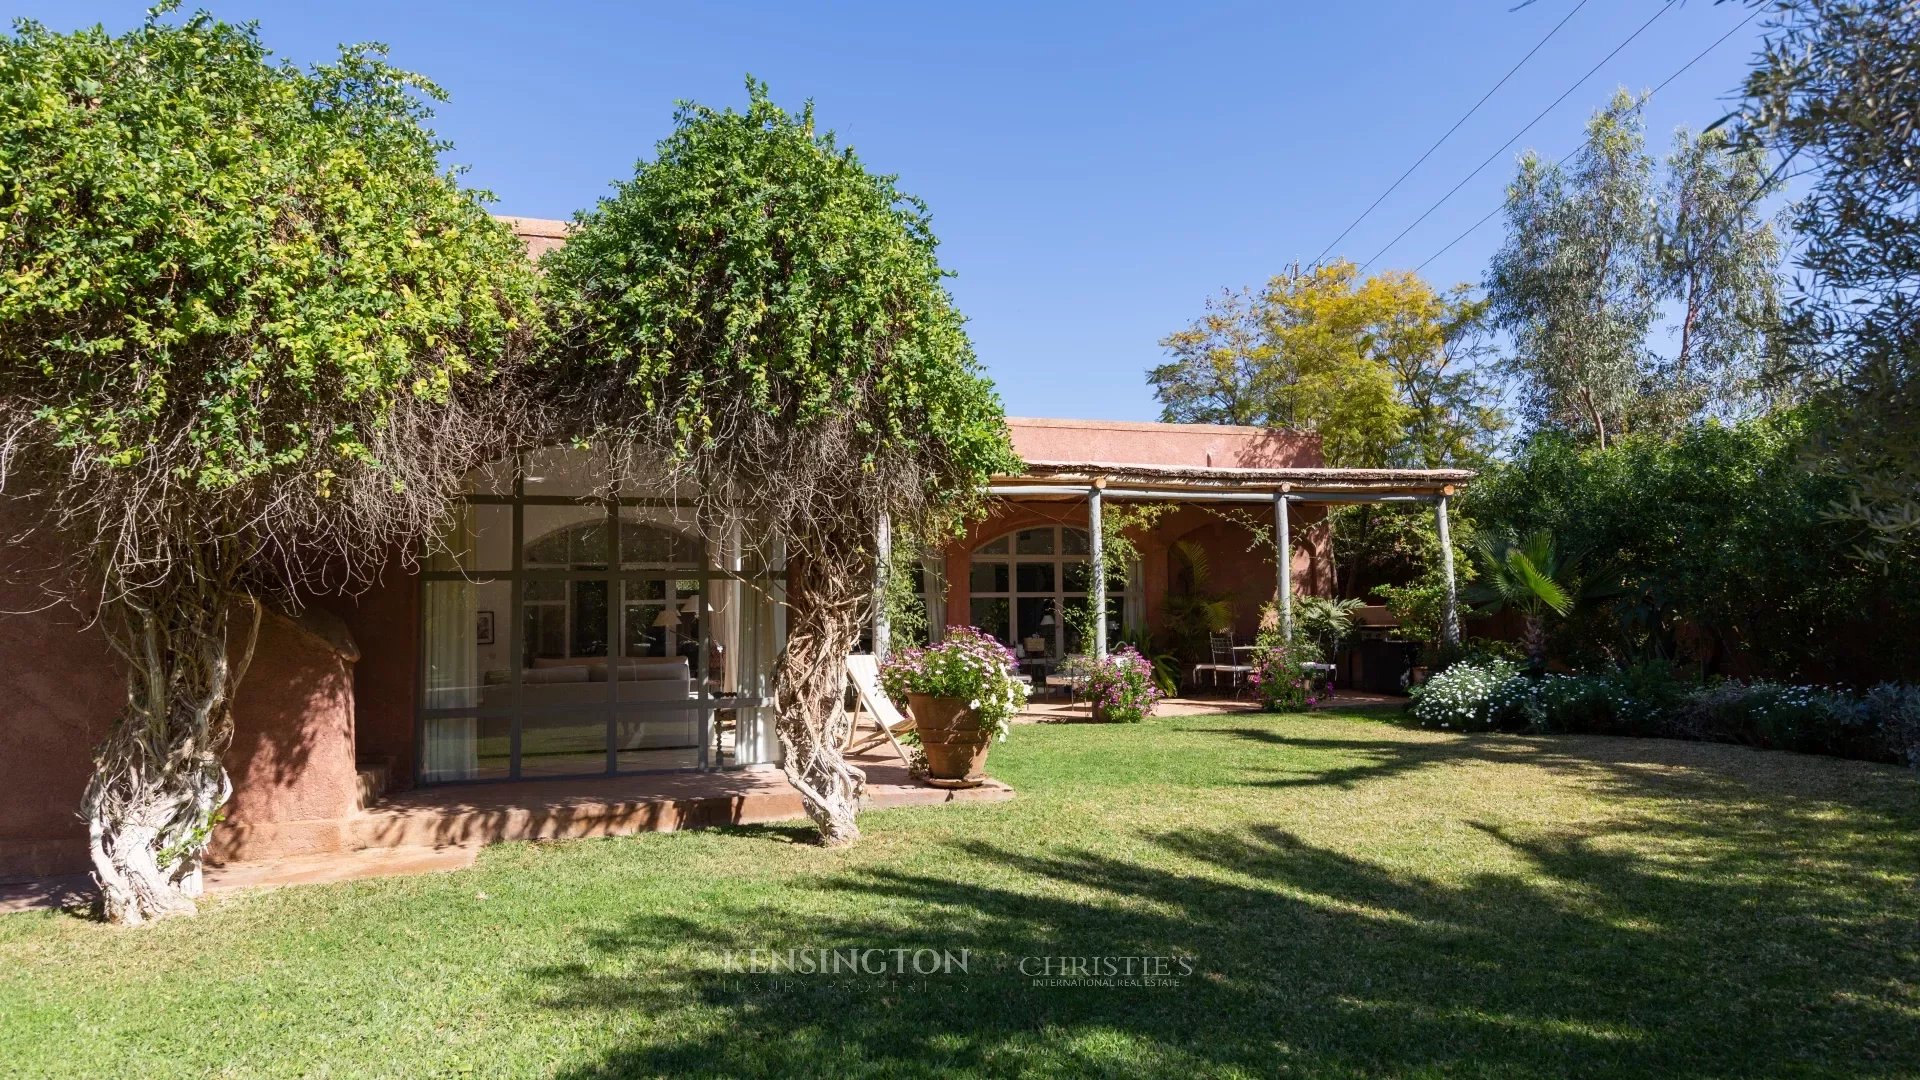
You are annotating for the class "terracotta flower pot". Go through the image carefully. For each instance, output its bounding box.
[908,693,993,786]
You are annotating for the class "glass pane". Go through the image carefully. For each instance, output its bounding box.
[427,504,512,573]
[422,581,481,709]
[1062,560,1092,593]
[523,446,610,497]
[1062,529,1091,555]
[971,598,1010,644]
[615,704,703,772]
[620,518,700,567]
[1016,597,1056,657]
[969,561,1008,592]
[519,712,609,777]
[524,505,608,568]
[421,715,509,782]
[977,536,1010,555]
[570,580,610,658]
[1015,528,1054,555]
[1062,597,1092,655]
[1015,562,1056,593]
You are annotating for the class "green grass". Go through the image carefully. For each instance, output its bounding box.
[4,710,1919,1078]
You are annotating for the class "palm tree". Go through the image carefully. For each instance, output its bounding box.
[1463,529,1588,672]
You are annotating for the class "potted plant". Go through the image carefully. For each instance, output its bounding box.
[880,627,1028,787]
[1083,645,1165,722]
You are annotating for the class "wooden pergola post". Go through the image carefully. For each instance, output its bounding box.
[872,510,891,661]
[1089,480,1106,660]
[1274,488,1292,643]
[1434,488,1459,648]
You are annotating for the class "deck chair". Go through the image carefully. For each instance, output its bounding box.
[844,654,915,767]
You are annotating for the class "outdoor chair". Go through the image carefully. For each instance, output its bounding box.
[844,654,916,768]
[1199,632,1254,695]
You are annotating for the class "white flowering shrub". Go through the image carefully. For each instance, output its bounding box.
[1410,660,1523,731]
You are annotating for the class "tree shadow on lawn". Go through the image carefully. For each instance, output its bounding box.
[529,750,1920,1078]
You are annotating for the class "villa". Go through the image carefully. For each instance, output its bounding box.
[0,219,1467,884]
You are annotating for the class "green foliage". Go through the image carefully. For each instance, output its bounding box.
[879,532,932,648]
[1082,646,1164,722]
[1247,646,1314,712]
[1283,592,1363,665]
[1465,411,1920,683]
[1488,91,1786,448]
[1150,260,1503,467]
[0,10,542,917]
[1737,0,1920,560]
[1414,658,1913,767]
[1114,627,1181,696]
[0,11,539,498]
[1158,540,1234,665]
[879,627,1027,741]
[542,79,1016,542]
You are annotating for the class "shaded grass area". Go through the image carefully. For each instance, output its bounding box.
[3,710,1918,1078]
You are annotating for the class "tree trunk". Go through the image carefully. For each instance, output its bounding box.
[773,542,870,846]
[85,566,258,925]
[1522,611,1547,675]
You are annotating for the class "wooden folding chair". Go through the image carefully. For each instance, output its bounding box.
[844,654,915,767]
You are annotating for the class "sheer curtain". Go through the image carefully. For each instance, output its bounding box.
[422,508,481,779]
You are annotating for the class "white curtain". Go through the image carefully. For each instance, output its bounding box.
[421,572,479,781]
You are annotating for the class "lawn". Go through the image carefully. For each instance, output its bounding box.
[4,709,1918,1078]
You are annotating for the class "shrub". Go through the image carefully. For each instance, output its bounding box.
[1082,646,1165,722]
[1410,660,1523,731]
[1864,683,1920,766]
[1672,681,1877,758]
[1248,647,1317,713]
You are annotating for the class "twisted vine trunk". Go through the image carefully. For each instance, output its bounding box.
[84,554,259,925]
[773,539,870,846]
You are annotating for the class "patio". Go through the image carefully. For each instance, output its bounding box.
[1,749,1011,913]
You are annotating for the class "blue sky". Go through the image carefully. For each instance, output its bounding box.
[14,1,1773,421]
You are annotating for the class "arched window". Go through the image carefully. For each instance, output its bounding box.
[968,525,1125,659]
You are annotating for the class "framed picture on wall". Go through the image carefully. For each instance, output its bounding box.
[476,609,496,646]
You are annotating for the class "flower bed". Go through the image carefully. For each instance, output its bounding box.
[1409,660,1920,766]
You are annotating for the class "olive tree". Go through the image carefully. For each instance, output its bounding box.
[1736,0,1920,560]
[542,82,1016,845]
[0,14,542,922]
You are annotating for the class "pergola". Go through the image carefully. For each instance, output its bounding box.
[874,460,1473,662]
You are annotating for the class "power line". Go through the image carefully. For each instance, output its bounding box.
[1410,4,1765,276]
[1308,0,1591,268]
[1356,0,1680,273]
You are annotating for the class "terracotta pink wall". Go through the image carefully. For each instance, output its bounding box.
[0,501,404,880]
[0,533,120,881]
[1006,418,1323,470]
[335,563,419,790]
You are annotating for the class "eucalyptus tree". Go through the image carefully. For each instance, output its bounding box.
[1737,0,1920,560]
[1488,94,1661,449]
[0,14,542,923]
[541,82,1016,845]
[1487,91,1785,447]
